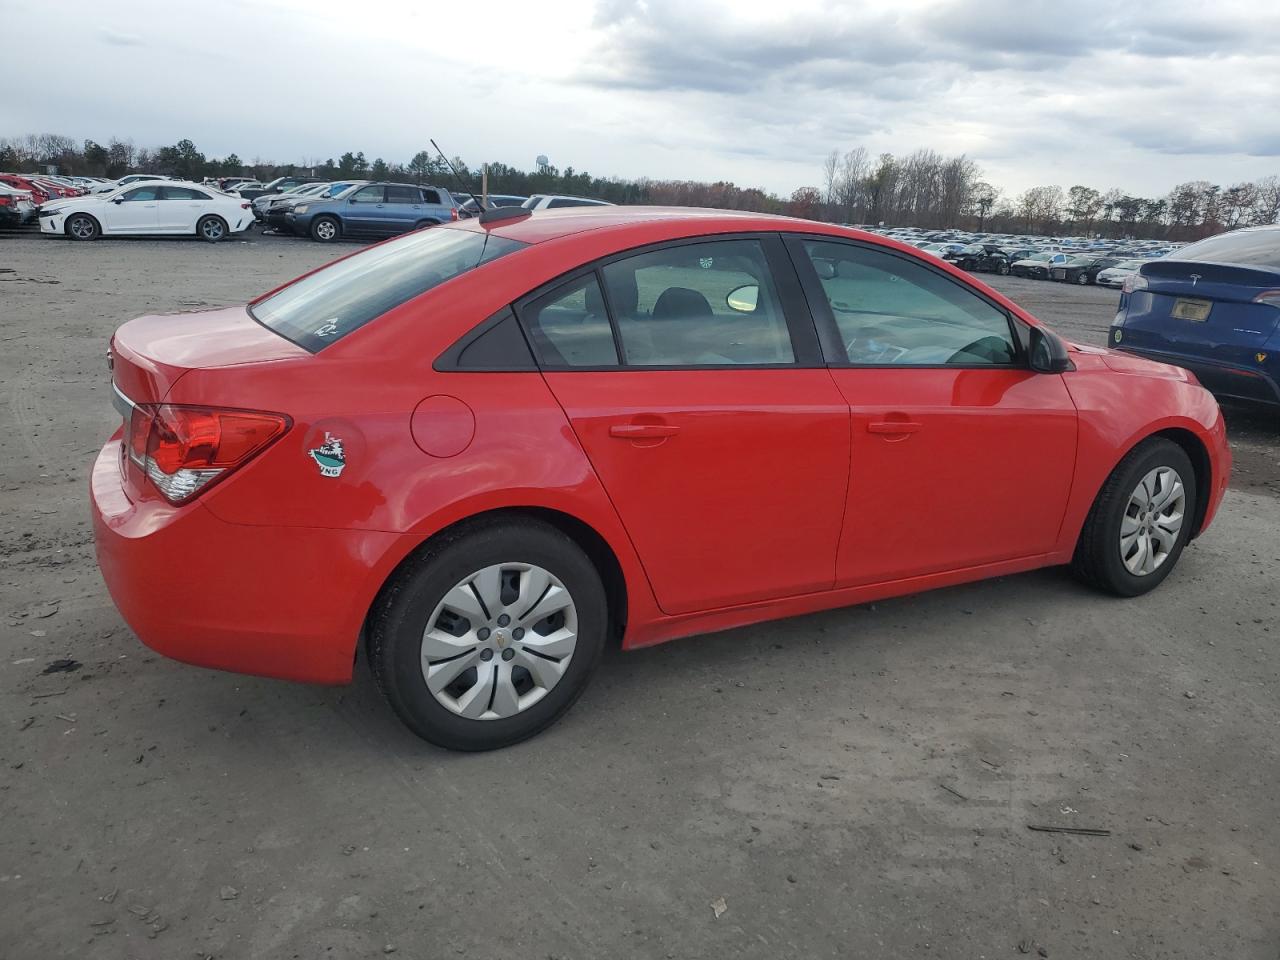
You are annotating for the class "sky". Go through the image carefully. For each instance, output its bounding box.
[3,0,1279,201]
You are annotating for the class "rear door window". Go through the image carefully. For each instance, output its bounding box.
[523,275,619,368]
[601,239,795,366]
[385,185,420,204]
[249,227,527,351]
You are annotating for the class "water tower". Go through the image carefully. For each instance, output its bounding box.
[536,155,551,174]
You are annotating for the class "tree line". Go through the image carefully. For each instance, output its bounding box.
[3,132,1276,240]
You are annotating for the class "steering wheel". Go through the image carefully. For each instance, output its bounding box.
[844,325,900,363]
[947,336,1013,364]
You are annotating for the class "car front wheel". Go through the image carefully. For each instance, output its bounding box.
[310,216,340,242]
[66,213,100,241]
[1072,438,1196,597]
[370,517,608,751]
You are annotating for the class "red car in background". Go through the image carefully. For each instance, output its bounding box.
[92,207,1231,751]
[0,174,56,205]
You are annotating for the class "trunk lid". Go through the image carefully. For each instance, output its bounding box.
[1118,259,1280,361]
[111,305,310,404]
[109,306,309,503]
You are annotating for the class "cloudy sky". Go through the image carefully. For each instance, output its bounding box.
[5,0,1278,199]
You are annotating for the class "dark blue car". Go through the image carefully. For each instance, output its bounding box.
[1111,226,1280,407]
[287,182,458,242]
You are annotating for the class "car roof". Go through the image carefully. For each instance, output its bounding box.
[452,205,877,246]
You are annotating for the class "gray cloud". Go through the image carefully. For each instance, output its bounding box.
[99,27,144,47]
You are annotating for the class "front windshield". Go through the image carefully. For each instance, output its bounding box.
[249,227,528,351]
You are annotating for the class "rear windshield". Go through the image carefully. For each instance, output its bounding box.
[249,227,527,351]
[1175,229,1280,269]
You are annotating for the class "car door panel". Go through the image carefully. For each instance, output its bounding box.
[828,367,1077,585]
[786,235,1080,586]
[107,188,159,234]
[524,234,847,616]
[544,370,850,614]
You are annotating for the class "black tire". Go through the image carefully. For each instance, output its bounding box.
[310,215,341,243]
[1071,438,1197,597]
[370,517,608,751]
[197,215,228,243]
[65,213,100,241]
[1076,271,1091,285]
[998,261,1010,275]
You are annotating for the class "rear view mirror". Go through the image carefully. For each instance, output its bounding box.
[813,260,836,280]
[111,196,124,204]
[726,285,759,313]
[1029,326,1074,373]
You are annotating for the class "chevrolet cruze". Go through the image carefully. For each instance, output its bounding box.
[92,207,1231,750]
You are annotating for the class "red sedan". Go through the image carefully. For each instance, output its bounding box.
[92,208,1231,750]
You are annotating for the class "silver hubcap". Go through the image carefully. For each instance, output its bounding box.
[316,221,336,240]
[421,563,578,720]
[70,217,92,238]
[1120,466,1185,576]
[202,219,223,238]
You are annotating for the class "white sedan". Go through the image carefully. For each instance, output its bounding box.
[39,181,254,241]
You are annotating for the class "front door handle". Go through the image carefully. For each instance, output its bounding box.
[867,420,922,435]
[609,423,680,440]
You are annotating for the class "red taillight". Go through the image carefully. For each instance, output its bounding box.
[0,195,11,207]
[241,202,252,209]
[128,404,289,503]
[451,207,459,221]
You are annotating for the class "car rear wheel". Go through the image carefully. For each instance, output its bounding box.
[997,262,1010,275]
[66,213,100,241]
[1071,438,1196,597]
[1076,271,1090,285]
[197,215,228,242]
[370,518,607,751]
[310,216,340,242]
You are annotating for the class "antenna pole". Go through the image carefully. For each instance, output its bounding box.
[429,139,485,213]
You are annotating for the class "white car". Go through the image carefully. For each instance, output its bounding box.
[1095,259,1150,289]
[39,180,254,241]
[91,173,170,194]
[520,194,614,210]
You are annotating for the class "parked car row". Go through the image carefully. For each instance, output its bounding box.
[3,169,617,242]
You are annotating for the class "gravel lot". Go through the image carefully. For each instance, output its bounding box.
[1,230,1277,960]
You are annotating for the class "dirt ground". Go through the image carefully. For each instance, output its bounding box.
[1,230,1277,960]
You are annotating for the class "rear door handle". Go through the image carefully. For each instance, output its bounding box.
[867,420,922,434]
[609,423,680,439]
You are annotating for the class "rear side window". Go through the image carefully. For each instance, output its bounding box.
[1174,229,1280,269]
[385,185,419,204]
[161,187,207,200]
[422,189,441,204]
[249,228,528,351]
[524,275,620,368]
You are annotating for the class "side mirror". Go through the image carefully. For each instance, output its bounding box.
[726,284,759,313]
[1029,325,1074,373]
[111,196,124,204]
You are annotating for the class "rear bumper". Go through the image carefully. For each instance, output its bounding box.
[1112,345,1280,407]
[91,438,400,684]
